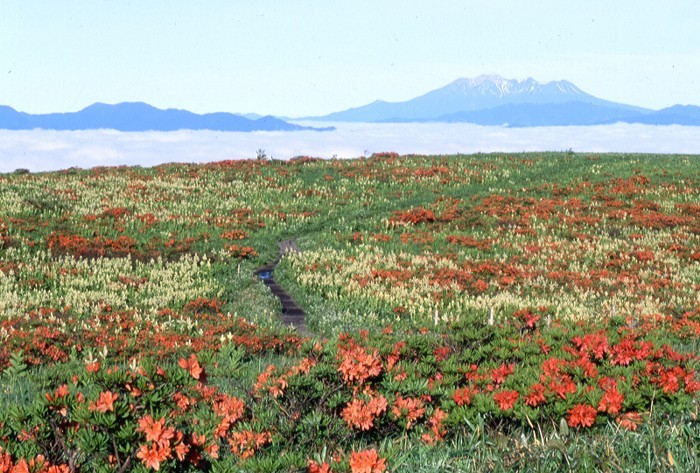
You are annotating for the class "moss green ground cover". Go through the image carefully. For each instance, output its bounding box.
[0,153,698,471]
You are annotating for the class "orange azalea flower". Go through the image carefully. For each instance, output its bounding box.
[289,357,317,376]
[393,371,407,381]
[349,448,386,473]
[8,455,60,473]
[307,459,332,473]
[178,354,203,380]
[205,442,219,460]
[137,416,175,447]
[342,400,373,431]
[54,384,69,398]
[422,408,448,445]
[392,396,425,429]
[337,346,382,385]
[213,394,245,422]
[616,412,643,431]
[213,394,245,437]
[568,404,597,428]
[171,431,188,461]
[85,361,101,373]
[17,429,35,442]
[547,374,577,400]
[657,368,683,394]
[524,383,546,407]
[191,432,206,446]
[90,390,118,413]
[452,386,476,406]
[598,376,618,392]
[136,443,171,471]
[45,384,70,416]
[268,377,288,398]
[598,388,624,415]
[0,448,12,471]
[386,355,399,372]
[194,383,218,401]
[174,441,189,462]
[254,365,291,398]
[173,392,191,412]
[12,458,29,473]
[46,465,71,473]
[490,363,515,385]
[685,372,700,394]
[228,430,271,460]
[472,279,489,293]
[253,358,316,398]
[341,395,388,431]
[254,365,277,395]
[493,390,519,411]
[125,383,143,398]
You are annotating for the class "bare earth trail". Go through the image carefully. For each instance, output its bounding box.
[255,239,307,334]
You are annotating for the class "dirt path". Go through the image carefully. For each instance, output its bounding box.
[255,239,307,334]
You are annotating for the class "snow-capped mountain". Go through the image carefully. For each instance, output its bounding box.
[436,74,586,101]
[303,74,652,124]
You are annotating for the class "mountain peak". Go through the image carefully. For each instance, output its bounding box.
[468,74,508,85]
[422,74,594,104]
[448,74,574,91]
[308,74,653,122]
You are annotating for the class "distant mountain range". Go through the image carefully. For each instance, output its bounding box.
[0,102,333,132]
[2,76,698,130]
[302,75,700,127]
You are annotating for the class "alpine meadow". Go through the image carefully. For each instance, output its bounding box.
[0,152,698,472]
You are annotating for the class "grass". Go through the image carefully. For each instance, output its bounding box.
[0,152,697,471]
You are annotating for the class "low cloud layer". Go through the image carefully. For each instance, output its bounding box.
[1,122,699,173]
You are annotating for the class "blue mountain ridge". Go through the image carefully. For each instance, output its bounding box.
[302,75,700,127]
[2,76,698,129]
[0,102,334,132]
[423,103,700,127]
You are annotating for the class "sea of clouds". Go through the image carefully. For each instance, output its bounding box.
[1,122,699,173]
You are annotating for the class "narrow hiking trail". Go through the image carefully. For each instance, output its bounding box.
[255,239,307,334]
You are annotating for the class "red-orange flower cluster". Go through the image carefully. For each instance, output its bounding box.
[341,395,388,431]
[228,430,271,460]
[568,403,597,428]
[391,395,426,429]
[178,354,204,380]
[349,448,386,473]
[337,345,382,386]
[421,408,448,445]
[493,390,519,411]
[89,390,118,413]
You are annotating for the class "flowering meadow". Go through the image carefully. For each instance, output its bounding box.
[0,153,698,471]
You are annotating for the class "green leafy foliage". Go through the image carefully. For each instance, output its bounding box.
[0,153,698,471]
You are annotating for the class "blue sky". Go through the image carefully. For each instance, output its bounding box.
[2,1,699,116]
